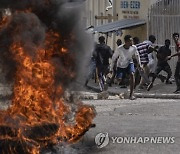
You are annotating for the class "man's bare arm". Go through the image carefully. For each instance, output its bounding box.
[171,52,180,57]
[166,51,180,60]
[147,46,159,53]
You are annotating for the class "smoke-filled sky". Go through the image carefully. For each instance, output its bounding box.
[0,0,93,87]
[0,0,86,34]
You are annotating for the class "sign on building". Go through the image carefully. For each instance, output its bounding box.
[120,0,141,19]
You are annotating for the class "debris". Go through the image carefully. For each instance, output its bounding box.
[97,91,109,100]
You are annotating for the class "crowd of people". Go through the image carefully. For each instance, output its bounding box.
[85,33,180,100]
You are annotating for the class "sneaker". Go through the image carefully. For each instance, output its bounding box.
[147,82,153,91]
[173,89,180,94]
[129,95,136,100]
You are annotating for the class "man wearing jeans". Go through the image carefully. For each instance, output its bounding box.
[110,35,142,100]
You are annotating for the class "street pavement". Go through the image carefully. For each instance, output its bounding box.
[1,96,179,154]
[66,98,180,154]
[0,79,180,154]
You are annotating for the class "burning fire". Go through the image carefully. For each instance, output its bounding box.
[0,5,95,154]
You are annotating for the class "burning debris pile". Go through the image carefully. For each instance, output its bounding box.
[0,0,95,153]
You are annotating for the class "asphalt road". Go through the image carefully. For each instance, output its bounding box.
[63,98,180,154]
[1,95,180,154]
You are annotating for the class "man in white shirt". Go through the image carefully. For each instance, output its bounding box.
[110,35,142,100]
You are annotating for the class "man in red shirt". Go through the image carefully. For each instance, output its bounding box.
[167,33,180,93]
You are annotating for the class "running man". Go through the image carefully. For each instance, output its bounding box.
[110,35,142,100]
[94,36,113,91]
[147,39,172,91]
[136,35,158,90]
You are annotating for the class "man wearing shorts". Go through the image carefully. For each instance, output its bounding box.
[110,35,142,100]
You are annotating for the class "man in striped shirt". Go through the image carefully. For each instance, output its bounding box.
[136,35,158,89]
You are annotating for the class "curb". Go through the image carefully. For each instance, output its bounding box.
[87,85,180,99]
[134,93,180,99]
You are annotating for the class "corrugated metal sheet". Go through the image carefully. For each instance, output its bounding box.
[93,19,146,33]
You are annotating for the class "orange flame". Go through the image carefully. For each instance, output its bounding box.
[61,47,68,53]
[0,11,95,154]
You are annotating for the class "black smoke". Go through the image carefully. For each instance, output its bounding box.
[0,0,91,87]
